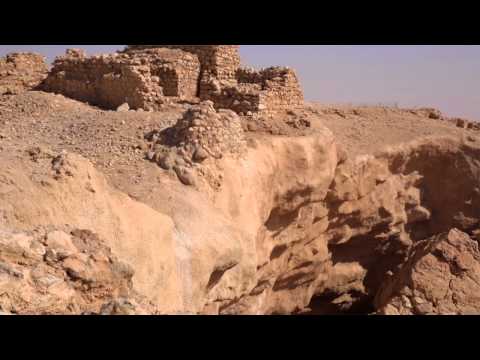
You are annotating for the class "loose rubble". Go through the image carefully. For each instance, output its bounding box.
[0,227,155,315]
[145,101,247,188]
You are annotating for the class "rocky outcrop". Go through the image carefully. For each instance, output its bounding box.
[307,136,480,312]
[375,229,480,315]
[1,95,480,314]
[207,127,338,314]
[0,227,155,315]
[0,151,182,313]
[0,53,48,95]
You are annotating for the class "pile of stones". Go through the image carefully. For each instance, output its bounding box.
[145,101,247,187]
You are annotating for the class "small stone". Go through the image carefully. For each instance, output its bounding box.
[193,147,209,163]
[35,274,64,288]
[146,151,156,161]
[117,103,130,112]
[158,154,175,170]
[414,296,425,305]
[46,231,77,259]
[62,256,88,281]
[0,261,23,279]
[382,304,400,315]
[174,157,186,167]
[247,123,258,132]
[414,302,434,314]
[100,298,136,315]
[174,166,196,186]
[30,240,47,258]
[401,295,412,308]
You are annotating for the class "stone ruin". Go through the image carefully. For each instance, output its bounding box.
[145,101,247,188]
[0,52,48,95]
[40,46,304,116]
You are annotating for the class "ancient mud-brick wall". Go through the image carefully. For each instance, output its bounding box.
[41,48,200,110]
[0,53,48,95]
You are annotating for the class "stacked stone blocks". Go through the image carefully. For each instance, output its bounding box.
[42,45,304,115]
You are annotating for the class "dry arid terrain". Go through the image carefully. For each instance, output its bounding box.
[1,47,480,315]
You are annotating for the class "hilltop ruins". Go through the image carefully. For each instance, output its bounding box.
[0,53,48,95]
[39,45,304,115]
[3,45,480,316]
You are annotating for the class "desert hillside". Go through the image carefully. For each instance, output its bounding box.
[1,46,480,315]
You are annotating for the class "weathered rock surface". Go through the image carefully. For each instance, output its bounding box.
[2,120,480,315]
[0,152,182,313]
[0,226,155,314]
[375,229,480,315]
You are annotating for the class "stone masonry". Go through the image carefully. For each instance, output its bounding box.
[126,45,240,83]
[0,53,48,95]
[203,66,304,115]
[41,48,200,111]
[41,46,304,115]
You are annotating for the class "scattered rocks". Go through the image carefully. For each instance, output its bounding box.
[0,226,150,315]
[145,101,246,188]
[376,229,480,315]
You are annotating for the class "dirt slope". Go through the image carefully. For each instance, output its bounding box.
[2,90,480,315]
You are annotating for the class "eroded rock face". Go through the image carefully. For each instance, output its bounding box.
[1,94,480,315]
[0,227,155,315]
[0,152,182,314]
[307,137,480,313]
[209,129,338,314]
[375,229,480,315]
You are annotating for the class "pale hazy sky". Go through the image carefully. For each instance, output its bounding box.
[1,45,479,120]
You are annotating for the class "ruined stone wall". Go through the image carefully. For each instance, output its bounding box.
[0,53,48,95]
[42,48,200,110]
[201,66,304,115]
[257,67,304,112]
[126,45,240,83]
[42,46,304,115]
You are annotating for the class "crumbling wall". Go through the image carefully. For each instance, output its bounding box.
[256,67,304,113]
[0,53,48,95]
[41,48,200,110]
[42,46,304,115]
[201,66,304,115]
[126,45,240,83]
